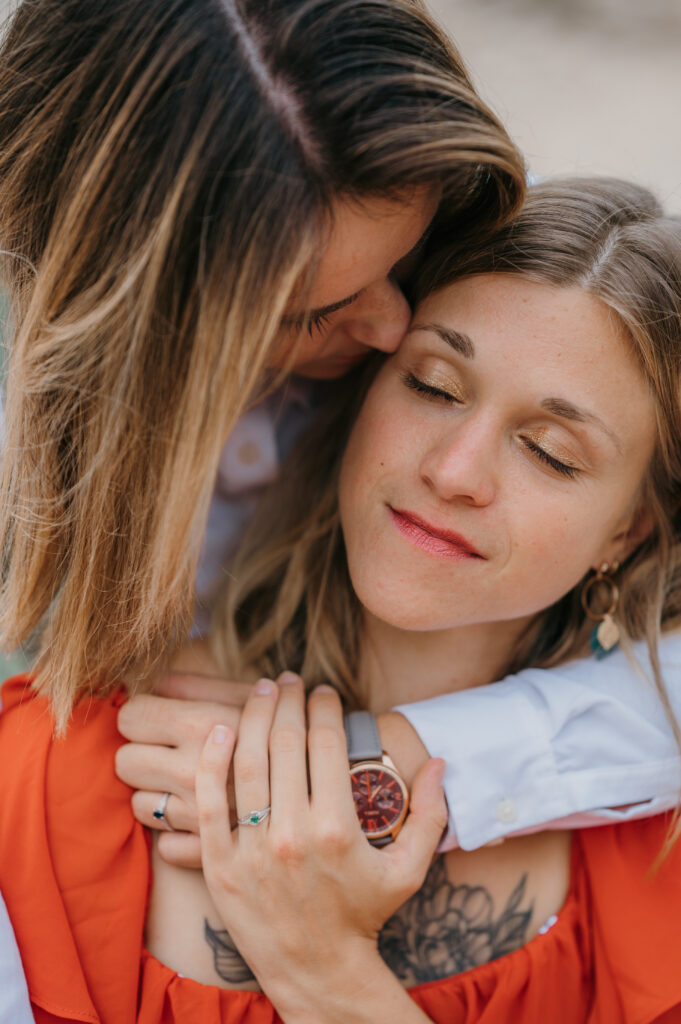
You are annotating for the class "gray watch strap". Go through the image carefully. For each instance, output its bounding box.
[344,710,382,762]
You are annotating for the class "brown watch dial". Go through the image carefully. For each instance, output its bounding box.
[349,761,408,842]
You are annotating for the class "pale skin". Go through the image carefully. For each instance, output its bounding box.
[142,275,656,1021]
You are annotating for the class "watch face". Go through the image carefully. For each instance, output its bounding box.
[349,761,408,841]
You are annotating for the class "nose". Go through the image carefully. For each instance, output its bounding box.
[341,276,411,354]
[420,416,497,508]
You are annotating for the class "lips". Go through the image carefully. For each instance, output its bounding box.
[389,506,485,561]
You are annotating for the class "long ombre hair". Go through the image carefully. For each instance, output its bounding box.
[213,179,681,742]
[0,0,525,730]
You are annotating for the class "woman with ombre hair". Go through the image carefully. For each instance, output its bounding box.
[0,0,523,727]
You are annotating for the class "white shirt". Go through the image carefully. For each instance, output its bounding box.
[2,385,681,1006]
[0,892,32,1023]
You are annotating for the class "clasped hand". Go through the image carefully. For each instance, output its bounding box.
[194,674,447,1016]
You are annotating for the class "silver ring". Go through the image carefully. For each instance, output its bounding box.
[237,806,271,827]
[152,791,175,832]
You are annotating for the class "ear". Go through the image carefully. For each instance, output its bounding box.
[594,501,655,570]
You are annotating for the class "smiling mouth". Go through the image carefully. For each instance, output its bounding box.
[388,506,485,561]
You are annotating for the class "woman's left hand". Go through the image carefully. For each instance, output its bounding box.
[195,673,446,1023]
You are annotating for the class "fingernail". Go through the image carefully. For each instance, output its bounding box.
[212,725,230,745]
[314,684,336,695]
[433,758,446,783]
[255,678,274,695]
[278,671,300,685]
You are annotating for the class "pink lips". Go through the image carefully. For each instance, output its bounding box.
[389,507,484,561]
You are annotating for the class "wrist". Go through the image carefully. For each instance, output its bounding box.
[270,941,425,1024]
[376,711,430,789]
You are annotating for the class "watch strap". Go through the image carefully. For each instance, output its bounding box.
[344,710,382,762]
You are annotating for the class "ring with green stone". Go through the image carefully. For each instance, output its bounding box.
[237,806,271,827]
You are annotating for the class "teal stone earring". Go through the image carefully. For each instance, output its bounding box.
[581,562,620,659]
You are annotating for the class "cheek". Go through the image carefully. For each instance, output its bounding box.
[340,379,405,497]
[500,497,618,616]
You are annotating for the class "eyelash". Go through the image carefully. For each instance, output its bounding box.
[288,311,334,336]
[401,370,458,404]
[401,371,580,480]
[522,440,578,479]
[306,312,332,335]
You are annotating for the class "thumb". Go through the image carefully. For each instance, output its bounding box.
[387,758,448,887]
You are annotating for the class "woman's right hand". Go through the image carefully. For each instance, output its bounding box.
[195,675,446,1023]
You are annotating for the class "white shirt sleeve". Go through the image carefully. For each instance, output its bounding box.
[396,632,681,851]
[0,892,33,1024]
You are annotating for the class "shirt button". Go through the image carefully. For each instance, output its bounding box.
[495,798,517,823]
[237,441,261,466]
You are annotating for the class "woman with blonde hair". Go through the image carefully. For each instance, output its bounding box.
[3,177,681,1023]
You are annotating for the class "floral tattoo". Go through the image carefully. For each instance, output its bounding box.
[378,858,533,985]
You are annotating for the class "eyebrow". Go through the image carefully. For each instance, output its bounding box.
[412,322,623,453]
[409,322,475,359]
[540,398,622,453]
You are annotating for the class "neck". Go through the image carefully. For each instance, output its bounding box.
[360,613,533,714]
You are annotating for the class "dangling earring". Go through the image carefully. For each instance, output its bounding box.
[581,562,620,659]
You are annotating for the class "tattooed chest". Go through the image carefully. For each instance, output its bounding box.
[204,857,534,989]
[377,857,533,986]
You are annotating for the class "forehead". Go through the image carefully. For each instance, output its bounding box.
[306,189,438,309]
[415,274,627,368]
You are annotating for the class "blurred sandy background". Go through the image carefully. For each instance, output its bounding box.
[430,0,681,211]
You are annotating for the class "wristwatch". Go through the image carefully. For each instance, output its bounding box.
[344,710,409,846]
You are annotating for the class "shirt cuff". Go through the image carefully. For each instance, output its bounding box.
[396,682,571,851]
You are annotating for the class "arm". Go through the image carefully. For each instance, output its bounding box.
[0,892,34,1024]
[395,633,681,850]
[195,676,447,1024]
[117,633,681,863]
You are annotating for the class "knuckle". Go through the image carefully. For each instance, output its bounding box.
[400,862,425,894]
[208,864,238,895]
[130,790,148,819]
[315,823,351,856]
[433,806,449,833]
[197,802,222,829]
[248,847,270,881]
[270,830,307,866]
[185,711,217,745]
[175,757,197,794]
[233,749,263,784]
[308,724,343,756]
[114,744,133,783]
[270,724,305,756]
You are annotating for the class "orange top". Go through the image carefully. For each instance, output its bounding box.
[1,674,680,1024]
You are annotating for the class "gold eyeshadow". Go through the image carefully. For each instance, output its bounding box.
[521,427,579,468]
[411,362,466,402]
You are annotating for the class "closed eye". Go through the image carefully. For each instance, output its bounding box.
[523,439,579,479]
[401,371,460,404]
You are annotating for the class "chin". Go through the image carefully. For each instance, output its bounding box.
[354,579,449,632]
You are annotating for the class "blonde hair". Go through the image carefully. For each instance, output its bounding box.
[213,179,681,734]
[0,0,525,730]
